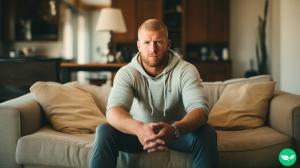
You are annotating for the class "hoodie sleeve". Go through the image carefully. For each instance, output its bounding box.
[181,64,209,114]
[106,67,134,113]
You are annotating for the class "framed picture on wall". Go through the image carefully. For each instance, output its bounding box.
[15,0,60,41]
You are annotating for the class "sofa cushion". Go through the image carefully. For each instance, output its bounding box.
[203,75,272,110]
[217,127,291,152]
[30,81,106,134]
[15,127,193,168]
[118,127,291,168]
[118,150,192,168]
[217,127,293,168]
[16,127,93,167]
[16,127,292,168]
[208,81,275,130]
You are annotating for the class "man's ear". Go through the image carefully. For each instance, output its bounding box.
[168,39,171,49]
[137,41,141,51]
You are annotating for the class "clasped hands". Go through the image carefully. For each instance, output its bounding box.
[137,122,176,153]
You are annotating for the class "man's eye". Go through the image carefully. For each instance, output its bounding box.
[144,41,150,45]
[155,41,162,45]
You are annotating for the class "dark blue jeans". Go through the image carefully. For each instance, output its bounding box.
[89,123,219,168]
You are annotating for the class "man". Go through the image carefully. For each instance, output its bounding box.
[89,19,219,168]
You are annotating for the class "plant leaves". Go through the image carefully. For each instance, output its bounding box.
[281,155,289,161]
[290,155,295,160]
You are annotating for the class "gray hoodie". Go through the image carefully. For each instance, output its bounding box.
[107,50,208,123]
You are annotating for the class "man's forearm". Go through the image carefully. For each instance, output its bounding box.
[174,108,207,135]
[106,106,144,135]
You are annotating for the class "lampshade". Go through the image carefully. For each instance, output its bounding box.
[96,8,127,33]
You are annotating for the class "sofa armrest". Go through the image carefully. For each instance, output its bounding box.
[0,93,43,168]
[269,91,300,150]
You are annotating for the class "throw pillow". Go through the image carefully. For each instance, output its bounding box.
[30,81,106,134]
[208,81,275,130]
[67,82,111,113]
[203,75,272,110]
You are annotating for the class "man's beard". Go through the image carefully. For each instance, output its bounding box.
[140,54,168,67]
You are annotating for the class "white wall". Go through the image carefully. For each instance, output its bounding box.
[270,0,280,88]
[280,0,300,95]
[230,0,265,78]
[230,0,300,95]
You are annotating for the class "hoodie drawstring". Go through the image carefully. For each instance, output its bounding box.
[148,89,155,116]
[142,76,155,115]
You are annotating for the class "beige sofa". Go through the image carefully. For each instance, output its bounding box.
[0,75,300,168]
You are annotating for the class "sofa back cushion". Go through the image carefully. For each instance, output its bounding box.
[202,75,272,110]
[30,81,106,134]
[207,81,275,130]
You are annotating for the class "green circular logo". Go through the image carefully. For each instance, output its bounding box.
[279,148,297,166]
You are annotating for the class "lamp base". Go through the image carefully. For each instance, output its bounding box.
[106,31,116,63]
[106,54,115,63]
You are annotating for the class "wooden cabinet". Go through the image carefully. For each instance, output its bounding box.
[112,0,229,45]
[112,0,163,44]
[137,0,163,26]
[184,0,209,44]
[111,0,231,81]
[193,61,232,82]
[184,0,229,44]
[208,0,230,43]
[0,58,61,102]
[183,0,230,64]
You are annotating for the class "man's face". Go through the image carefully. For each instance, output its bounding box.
[137,29,169,67]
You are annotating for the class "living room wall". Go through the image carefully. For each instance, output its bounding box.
[230,0,300,95]
[279,0,300,95]
[230,0,267,78]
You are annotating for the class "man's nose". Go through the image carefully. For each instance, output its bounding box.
[149,42,158,53]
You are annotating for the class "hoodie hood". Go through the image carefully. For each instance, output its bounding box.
[129,49,182,117]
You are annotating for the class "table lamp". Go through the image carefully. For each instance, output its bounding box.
[96,8,127,63]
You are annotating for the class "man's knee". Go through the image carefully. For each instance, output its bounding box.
[95,123,116,141]
[193,125,219,168]
[194,124,217,144]
[96,123,112,133]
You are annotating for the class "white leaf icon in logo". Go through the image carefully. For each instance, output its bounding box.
[281,155,289,161]
[290,155,295,160]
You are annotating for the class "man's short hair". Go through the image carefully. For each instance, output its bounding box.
[138,19,168,39]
